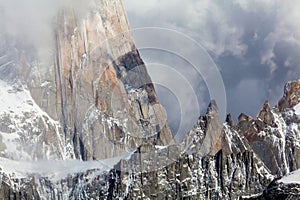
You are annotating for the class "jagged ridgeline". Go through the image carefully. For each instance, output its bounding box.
[1,0,300,199]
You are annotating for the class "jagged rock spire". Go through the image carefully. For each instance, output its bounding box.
[278,80,300,111]
[206,99,219,117]
[225,113,235,127]
[257,100,275,125]
[199,100,223,156]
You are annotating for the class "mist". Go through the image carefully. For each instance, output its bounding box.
[0,0,93,51]
[124,0,300,134]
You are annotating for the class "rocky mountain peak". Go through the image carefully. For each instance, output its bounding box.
[238,113,253,122]
[196,100,223,156]
[206,99,219,117]
[225,113,235,127]
[278,80,300,111]
[257,100,275,125]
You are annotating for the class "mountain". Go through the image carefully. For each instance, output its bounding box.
[0,0,173,162]
[1,0,300,199]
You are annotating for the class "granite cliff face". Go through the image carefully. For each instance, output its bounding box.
[0,0,173,161]
[1,0,300,199]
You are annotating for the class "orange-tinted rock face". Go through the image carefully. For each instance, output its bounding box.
[10,0,174,161]
[278,80,300,111]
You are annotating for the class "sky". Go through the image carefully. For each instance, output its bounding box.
[123,0,300,135]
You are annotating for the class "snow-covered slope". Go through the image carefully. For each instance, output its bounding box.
[293,102,300,115]
[0,79,72,160]
[280,169,300,184]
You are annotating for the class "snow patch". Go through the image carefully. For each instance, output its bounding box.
[241,193,263,199]
[0,80,57,124]
[294,103,300,115]
[155,145,167,150]
[279,169,300,184]
[40,81,50,87]
[0,80,69,160]
[257,131,266,137]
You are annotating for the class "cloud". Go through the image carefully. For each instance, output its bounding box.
[124,0,300,67]
[124,0,250,57]
[138,49,209,138]
[123,0,300,126]
[0,0,93,50]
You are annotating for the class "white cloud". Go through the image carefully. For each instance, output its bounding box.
[124,0,300,62]
[256,0,300,73]
[0,0,93,50]
[124,0,249,57]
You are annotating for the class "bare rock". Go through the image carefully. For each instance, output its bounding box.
[257,100,275,125]
[200,100,223,156]
[278,80,300,111]
[225,113,235,127]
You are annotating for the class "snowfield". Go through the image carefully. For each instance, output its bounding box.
[0,79,66,160]
[279,169,300,184]
[0,79,54,120]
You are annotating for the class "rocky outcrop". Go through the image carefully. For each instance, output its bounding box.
[45,0,173,160]
[233,82,300,177]
[278,80,300,111]
[0,179,40,200]
[257,101,274,125]
[199,100,223,156]
[103,102,272,199]
[0,100,274,200]
[226,113,235,127]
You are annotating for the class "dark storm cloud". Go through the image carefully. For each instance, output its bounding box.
[123,0,300,133]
